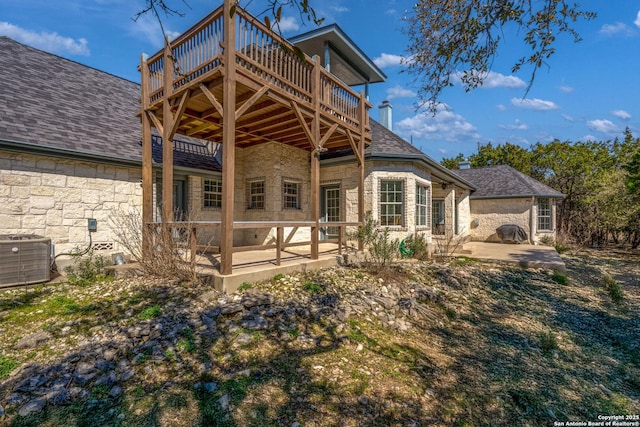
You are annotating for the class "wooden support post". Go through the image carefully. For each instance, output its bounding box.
[161,39,175,225]
[276,227,283,266]
[310,55,321,260]
[220,0,237,275]
[140,54,153,256]
[357,91,367,252]
[338,226,343,255]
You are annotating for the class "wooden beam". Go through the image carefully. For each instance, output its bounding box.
[346,129,363,166]
[199,83,224,116]
[357,91,366,251]
[291,101,315,149]
[220,0,236,275]
[146,111,163,135]
[169,90,190,138]
[310,55,321,260]
[235,86,268,121]
[319,123,339,148]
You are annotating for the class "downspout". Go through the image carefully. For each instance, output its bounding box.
[529,196,535,245]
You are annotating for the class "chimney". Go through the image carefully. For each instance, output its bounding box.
[378,100,392,131]
[459,160,471,170]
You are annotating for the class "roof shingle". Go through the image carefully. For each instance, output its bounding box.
[453,165,564,198]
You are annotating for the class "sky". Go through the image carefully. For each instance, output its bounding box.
[1,0,639,161]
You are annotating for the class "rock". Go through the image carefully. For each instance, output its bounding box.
[95,359,115,372]
[356,343,364,352]
[241,314,268,330]
[233,333,253,346]
[109,386,123,398]
[241,291,275,308]
[74,372,97,386]
[18,398,46,417]
[203,382,218,393]
[119,368,135,382]
[76,361,96,376]
[0,404,4,418]
[14,331,52,350]
[16,375,47,393]
[46,388,71,406]
[358,395,369,405]
[5,393,27,407]
[219,394,231,411]
[220,303,244,315]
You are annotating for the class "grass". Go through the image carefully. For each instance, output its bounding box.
[1,248,639,426]
[0,355,18,378]
[551,270,568,284]
[138,305,162,320]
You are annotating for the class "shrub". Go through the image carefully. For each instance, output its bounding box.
[539,331,558,356]
[0,355,18,378]
[603,274,623,304]
[551,270,568,285]
[355,212,399,272]
[139,305,162,320]
[64,249,111,286]
[403,233,430,260]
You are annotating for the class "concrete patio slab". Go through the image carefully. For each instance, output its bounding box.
[460,242,565,270]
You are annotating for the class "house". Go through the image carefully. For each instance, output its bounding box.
[454,165,564,243]
[0,36,220,270]
[0,2,560,280]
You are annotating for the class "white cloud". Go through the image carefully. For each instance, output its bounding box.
[385,9,397,15]
[386,85,416,99]
[373,53,405,68]
[562,114,575,122]
[330,6,349,13]
[496,104,506,112]
[635,10,640,28]
[129,14,172,46]
[277,16,299,32]
[612,110,631,120]
[599,22,632,36]
[395,104,480,143]
[587,119,620,135]
[499,119,528,131]
[559,85,574,93]
[511,98,559,111]
[0,21,89,55]
[582,134,598,142]
[451,71,526,89]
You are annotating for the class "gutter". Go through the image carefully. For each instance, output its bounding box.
[469,194,565,200]
[321,151,476,191]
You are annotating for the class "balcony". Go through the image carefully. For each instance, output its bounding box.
[141,4,371,151]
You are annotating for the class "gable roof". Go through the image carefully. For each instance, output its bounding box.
[322,120,475,190]
[0,36,220,172]
[453,165,564,199]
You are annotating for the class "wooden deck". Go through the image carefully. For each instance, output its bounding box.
[142,5,370,151]
[139,1,368,275]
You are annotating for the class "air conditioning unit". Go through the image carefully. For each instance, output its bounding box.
[0,235,51,287]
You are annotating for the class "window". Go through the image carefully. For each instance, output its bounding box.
[380,180,403,226]
[283,180,300,209]
[538,198,552,231]
[248,180,265,209]
[203,178,222,209]
[432,199,445,235]
[416,184,430,227]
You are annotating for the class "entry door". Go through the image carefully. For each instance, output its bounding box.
[173,179,187,221]
[321,187,340,240]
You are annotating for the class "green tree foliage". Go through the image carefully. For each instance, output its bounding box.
[443,133,640,248]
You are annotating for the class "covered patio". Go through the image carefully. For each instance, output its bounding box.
[139,1,372,275]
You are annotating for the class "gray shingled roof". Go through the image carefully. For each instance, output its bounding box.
[0,36,220,172]
[453,165,564,199]
[322,120,474,190]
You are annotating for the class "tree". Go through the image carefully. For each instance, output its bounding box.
[137,0,595,108]
[404,0,595,109]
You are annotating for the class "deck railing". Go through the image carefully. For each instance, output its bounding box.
[144,5,363,129]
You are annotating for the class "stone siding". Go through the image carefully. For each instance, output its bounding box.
[0,150,142,260]
[469,198,531,242]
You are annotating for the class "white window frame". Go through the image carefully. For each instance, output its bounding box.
[203,178,222,209]
[282,179,301,210]
[415,184,430,228]
[247,179,265,210]
[379,180,404,227]
[537,198,552,231]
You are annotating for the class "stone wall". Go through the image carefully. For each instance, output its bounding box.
[0,150,142,261]
[469,198,531,242]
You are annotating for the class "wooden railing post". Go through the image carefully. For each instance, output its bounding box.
[276,227,283,266]
[357,91,367,252]
[190,226,197,280]
[140,54,153,257]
